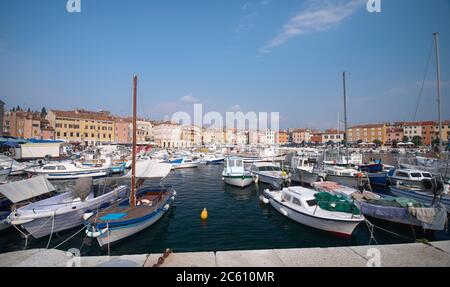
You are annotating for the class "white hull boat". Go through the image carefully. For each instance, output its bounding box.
[222,157,256,188]
[263,186,364,237]
[8,181,127,239]
[26,162,110,180]
[250,162,290,186]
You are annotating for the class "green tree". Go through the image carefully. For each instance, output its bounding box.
[402,136,409,143]
[40,107,47,118]
[412,136,422,147]
[431,138,441,146]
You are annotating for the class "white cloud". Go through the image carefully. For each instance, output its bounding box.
[228,105,242,112]
[259,0,363,54]
[179,95,200,104]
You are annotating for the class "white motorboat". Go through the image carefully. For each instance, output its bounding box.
[289,156,326,186]
[262,186,364,237]
[169,157,199,169]
[249,162,290,186]
[387,168,434,188]
[8,177,127,239]
[324,165,370,190]
[222,157,255,188]
[205,154,225,164]
[25,162,110,180]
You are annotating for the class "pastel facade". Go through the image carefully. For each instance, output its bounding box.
[47,109,115,146]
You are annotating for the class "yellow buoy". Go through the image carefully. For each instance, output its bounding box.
[200,208,208,220]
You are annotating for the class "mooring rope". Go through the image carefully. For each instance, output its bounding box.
[45,212,56,249]
[52,225,87,250]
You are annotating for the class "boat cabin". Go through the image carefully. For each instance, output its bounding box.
[250,162,282,173]
[280,187,319,211]
[389,168,433,181]
[291,156,316,171]
[224,157,245,175]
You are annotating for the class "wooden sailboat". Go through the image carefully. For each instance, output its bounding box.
[85,75,176,247]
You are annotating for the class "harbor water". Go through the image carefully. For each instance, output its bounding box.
[0,161,449,256]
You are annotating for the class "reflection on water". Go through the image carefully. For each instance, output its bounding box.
[0,160,449,256]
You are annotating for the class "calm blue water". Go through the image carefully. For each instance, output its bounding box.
[1,164,449,256]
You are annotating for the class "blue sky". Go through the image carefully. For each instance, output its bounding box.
[1,0,449,129]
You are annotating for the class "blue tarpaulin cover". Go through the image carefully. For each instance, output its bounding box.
[100,213,127,221]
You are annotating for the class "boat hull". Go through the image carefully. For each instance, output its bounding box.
[368,172,387,186]
[223,176,254,188]
[290,170,320,186]
[325,174,359,189]
[172,163,199,169]
[0,212,10,232]
[255,172,288,186]
[42,170,108,180]
[94,194,175,247]
[267,195,361,237]
[96,206,169,247]
[389,186,450,213]
[12,186,127,239]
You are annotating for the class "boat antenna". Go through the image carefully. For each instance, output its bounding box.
[130,75,138,208]
[433,32,443,153]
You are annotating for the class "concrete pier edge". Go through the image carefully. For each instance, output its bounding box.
[0,241,449,267]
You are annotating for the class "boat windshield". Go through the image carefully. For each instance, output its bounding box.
[258,166,281,172]
[422,173,432,178]
[410,173,422,178]
[43,166,56,170]
[306,199,318,207]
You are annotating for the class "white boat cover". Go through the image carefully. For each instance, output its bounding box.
[124,160,172,179]
[0,176,56,203]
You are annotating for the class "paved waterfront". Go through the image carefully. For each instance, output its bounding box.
[1,241,449,267]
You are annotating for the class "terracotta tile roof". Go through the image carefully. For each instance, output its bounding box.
[348,123,385,129]
[51,109,114,122]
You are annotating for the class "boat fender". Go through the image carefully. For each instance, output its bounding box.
[171,196,175,201]
[280,208,289,217]
[83,212,95,221]
[263,198,269,204]
[164,204,170,211]
[173,191,177,196]
[86,227,108,238]
[138,199,152,206]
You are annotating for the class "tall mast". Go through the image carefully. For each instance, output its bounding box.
[343,72,349,167]
[433,32,443,149]
[130,75,138,208]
